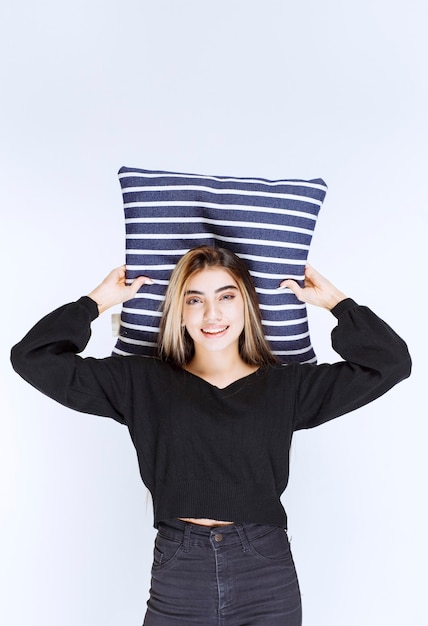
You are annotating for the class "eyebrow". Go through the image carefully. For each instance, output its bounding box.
[185,285,239,296]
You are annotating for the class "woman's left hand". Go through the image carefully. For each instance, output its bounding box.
[280,265,347,310]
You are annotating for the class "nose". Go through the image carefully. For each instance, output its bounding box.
[203,300,222,321]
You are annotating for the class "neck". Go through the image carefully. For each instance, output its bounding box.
[185,348,258,388]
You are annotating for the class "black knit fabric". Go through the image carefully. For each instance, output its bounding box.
[11,296,411,528]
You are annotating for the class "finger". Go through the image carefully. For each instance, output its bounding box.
[279,278,304,300]
[128,275,154,296]
[304,264,325,285]
[114,265,127,280]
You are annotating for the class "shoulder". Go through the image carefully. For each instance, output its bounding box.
[118,355,183,380]
[255,362,301,385]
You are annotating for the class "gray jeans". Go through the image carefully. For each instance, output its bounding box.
[143,519,302,626]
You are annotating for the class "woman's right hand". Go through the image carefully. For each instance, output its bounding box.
[87,265,153,314]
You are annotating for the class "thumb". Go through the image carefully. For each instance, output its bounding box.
[128,275,154,297]
[279,278,304,301]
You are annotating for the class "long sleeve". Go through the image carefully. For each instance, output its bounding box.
[10,296,131,423]
[9,294,413,528]
[292,298,412,430]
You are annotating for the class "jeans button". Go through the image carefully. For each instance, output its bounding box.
[214,533,223,542]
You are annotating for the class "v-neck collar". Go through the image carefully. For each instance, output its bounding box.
[181,366,262,391]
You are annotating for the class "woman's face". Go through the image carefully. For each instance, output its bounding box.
[181,268,245,356]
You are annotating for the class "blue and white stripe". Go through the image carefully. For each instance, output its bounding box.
[113,166,327,364]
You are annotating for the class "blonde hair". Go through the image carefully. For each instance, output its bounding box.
[157,246,278,367]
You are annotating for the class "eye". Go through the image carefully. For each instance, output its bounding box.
[220,293,235,301]
[185,297,202,305]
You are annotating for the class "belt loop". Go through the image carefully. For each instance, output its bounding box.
[235,523,250,552]
[182,522,192,553]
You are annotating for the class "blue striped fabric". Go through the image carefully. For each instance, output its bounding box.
[113,166,327,364]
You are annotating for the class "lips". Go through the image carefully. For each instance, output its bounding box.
[201,326,229,335]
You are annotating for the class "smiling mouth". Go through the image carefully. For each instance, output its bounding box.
[201,326,229,335]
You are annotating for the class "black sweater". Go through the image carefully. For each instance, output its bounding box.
[10,296,411,528]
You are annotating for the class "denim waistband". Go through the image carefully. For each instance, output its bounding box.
[157,519,280,552]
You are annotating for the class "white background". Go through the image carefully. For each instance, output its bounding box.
[1,1,426,624]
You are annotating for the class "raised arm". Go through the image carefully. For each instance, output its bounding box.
[280,266,412,429]
[10,268,154,422]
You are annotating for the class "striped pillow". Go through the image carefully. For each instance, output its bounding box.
[113,166,327,364]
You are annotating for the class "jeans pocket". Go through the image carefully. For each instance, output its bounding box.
[248,527,292,564]
[152,533,182,570]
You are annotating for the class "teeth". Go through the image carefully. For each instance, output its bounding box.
[202,327,228,334]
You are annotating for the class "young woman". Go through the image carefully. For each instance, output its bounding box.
[11,246,411,625]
